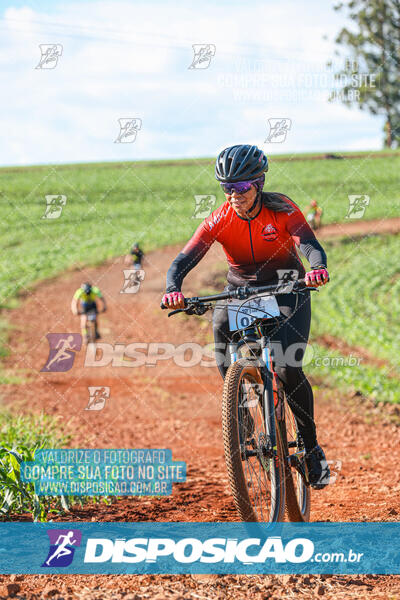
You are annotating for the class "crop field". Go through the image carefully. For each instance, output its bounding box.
[310,234,400,370]
[1,152,399,304]
[1,152,399,394]
[307,341,399,403]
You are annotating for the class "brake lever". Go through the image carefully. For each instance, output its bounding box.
[186,303,210,316]
[166,303,211,317]
[296,285,319,294]
[167,308,185,317]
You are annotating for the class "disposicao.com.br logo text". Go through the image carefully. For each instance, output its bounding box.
[82,536,363,565]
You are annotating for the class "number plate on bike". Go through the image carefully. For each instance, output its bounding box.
[227,295,280,331]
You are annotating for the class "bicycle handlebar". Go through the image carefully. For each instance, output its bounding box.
[160,278,318,316]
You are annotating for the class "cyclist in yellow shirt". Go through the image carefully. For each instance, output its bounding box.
[71,282,107,342]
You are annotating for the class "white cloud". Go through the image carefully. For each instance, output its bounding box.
[0,0,384,165]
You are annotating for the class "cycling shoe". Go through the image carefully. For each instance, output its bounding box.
[305,444,330,489]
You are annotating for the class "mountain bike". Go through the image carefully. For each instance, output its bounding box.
[78,308,99,344]
[161,279,319,523]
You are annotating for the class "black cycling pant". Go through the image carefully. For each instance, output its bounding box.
[81,301,97,314]
[212,286,317,451]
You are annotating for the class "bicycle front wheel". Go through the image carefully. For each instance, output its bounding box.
[222,358,285,522]
[86,320,96,343]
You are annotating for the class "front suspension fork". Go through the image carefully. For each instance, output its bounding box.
[261,336,277,453]
[230,336,279,458]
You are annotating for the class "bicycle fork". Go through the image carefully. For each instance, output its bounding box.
[228,335,278,454]
[260,336,278,456]
[261,336,285,519]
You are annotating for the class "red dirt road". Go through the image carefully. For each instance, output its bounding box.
[1,225,400,598]
[317,216,400,239]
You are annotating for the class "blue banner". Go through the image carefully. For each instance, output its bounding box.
[20,449,186,496]
[0,522,399,574]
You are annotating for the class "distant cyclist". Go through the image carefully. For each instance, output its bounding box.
[304,199,323,230]
[125,243,144,271]
[162,144,330,489]
[71,283,106,342]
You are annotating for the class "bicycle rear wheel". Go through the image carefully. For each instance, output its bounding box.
[274,376,310,522]
[222,358,285,522]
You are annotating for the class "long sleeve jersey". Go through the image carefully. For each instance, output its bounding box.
[166,193,327,292]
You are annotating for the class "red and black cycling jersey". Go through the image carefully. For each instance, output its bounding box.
[166,193,327,292]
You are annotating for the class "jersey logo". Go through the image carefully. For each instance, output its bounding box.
[261,224,278,241]
[207,208,228,231]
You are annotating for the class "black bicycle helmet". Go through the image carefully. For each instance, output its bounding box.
[82,282,92,294]
[215,144,268,183]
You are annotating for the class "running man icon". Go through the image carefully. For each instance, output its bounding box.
[120,269,145,294]
[41,333,82,372]
[42,529,82,568]
[45,531,77,566]
[85,386,110,410]
[188,44,216,69]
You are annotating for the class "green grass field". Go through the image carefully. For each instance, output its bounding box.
[306,342,399,404]
[1,151,399,304]
[199,229,400,405]
[310,234,400,370]
[1,150,399,390]
[305,231,400,402]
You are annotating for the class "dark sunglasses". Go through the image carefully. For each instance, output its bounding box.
[220,180,254,195]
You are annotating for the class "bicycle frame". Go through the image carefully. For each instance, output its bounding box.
[228,325,280,462]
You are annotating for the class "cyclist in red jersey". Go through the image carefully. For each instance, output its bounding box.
[162,144,330,489]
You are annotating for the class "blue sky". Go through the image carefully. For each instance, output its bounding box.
[1,0,385,165]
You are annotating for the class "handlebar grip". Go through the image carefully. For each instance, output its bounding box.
[160,299,188,309]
